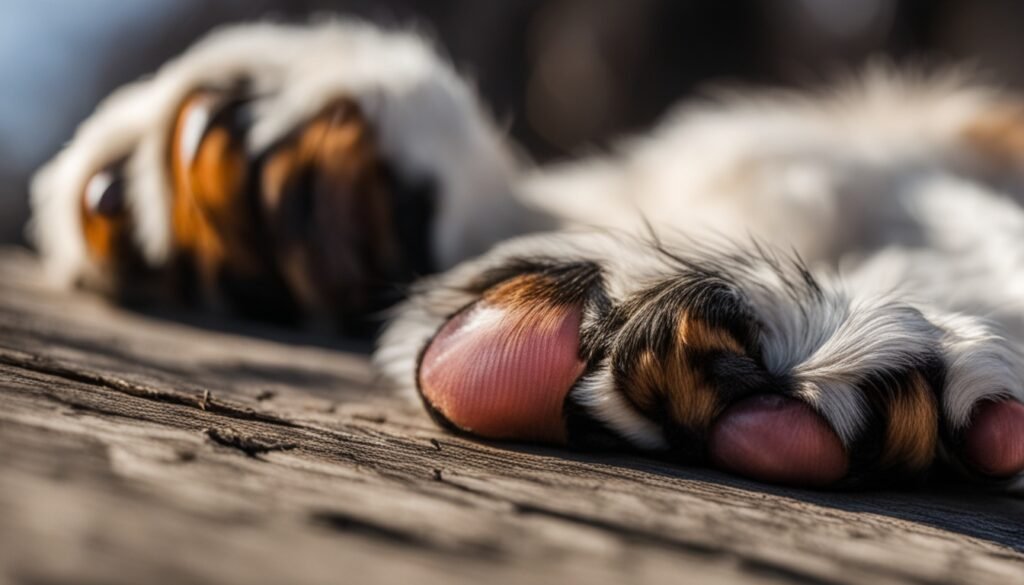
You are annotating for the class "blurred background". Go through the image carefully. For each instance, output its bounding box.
[3,0,1024,244]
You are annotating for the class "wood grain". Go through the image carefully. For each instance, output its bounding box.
[0,248,1022,585]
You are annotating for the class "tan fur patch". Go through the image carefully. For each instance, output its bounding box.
[259,99,395,312]
[962,103,1024,168]
[480,273,576,335]
[169,90,268,301]
[879,371,938,472]
[80,198,128,268]
[483,273,569,308]
[620,315,745,432]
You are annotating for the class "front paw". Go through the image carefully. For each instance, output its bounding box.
[380,231,1024,490]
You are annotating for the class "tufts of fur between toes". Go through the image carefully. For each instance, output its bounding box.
[568,243,949,486]
[601,273,771,462]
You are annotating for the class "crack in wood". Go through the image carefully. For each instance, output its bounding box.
[0,348,300,428]
[205,427,297,457]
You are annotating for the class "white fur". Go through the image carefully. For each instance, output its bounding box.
[573,367,670,450]
[523,68,1002,254]
[28,79,157,287]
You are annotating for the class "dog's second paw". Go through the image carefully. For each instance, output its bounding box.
[379,231,1024,490]
[29,21,527,330]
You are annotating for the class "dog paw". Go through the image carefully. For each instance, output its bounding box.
[379,231,1024,489]
[29,21,524,329]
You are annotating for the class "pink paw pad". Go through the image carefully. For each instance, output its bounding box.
[418,294,585,443]
[708,394,850,487]
[963,400,1024,478]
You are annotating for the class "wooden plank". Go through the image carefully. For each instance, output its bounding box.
[0,247,1022,585]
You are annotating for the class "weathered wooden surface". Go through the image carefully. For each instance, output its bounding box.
[0,247,1022,585]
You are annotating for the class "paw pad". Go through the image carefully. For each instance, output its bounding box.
[963,399,1024,478]
[418,275,586,443]
[709,394,849,487]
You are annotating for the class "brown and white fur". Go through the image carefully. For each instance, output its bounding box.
[29,20,1024,491]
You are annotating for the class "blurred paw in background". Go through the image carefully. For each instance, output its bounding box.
[3,0,1023,243]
